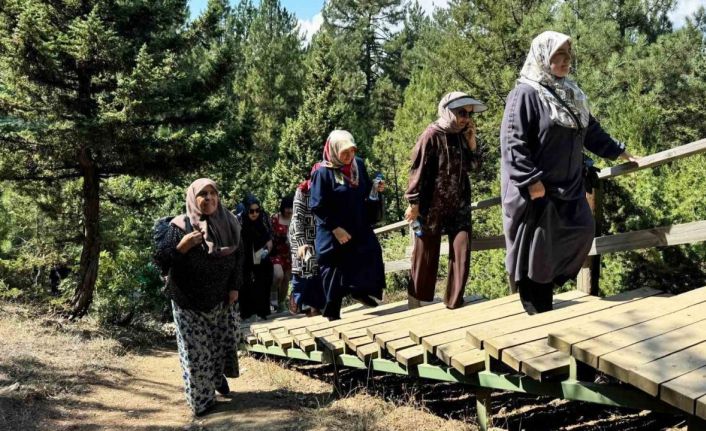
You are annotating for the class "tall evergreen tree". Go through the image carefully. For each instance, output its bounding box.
[0,0,235,317]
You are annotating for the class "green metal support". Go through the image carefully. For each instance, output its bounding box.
[476,389,493,431]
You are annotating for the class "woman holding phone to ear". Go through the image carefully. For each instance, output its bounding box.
[404,91,487,310]
[500,31,638,315]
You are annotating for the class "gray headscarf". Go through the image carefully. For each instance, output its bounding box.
[517,31,590,129]
[171,178,241,256]
[434,91,487,134]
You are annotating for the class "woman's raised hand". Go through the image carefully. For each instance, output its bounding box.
[528,180,546,200]
[176,231,204,254]
[333,227,352,244]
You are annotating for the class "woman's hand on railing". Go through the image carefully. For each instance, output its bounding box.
[619,150,640,163]
[404,204,419,222]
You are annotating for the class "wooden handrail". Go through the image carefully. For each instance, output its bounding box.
[374,138,706,237]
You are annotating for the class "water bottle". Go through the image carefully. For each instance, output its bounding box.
[260,247,269,260]
[369,173,384,201]
[410,218,423,237]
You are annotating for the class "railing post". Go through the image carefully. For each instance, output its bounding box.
[578,179,603,295]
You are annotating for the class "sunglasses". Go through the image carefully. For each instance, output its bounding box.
[249,208,261,214]
[455,110,473,118]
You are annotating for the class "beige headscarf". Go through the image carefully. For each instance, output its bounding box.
[171,178,241,256]
[518,31,590,129]
[322,130,359,186]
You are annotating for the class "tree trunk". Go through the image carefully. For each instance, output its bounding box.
[70,149,101,318]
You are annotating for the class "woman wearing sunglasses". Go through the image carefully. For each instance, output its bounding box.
[404,91,487,310]
[236,194,274,321]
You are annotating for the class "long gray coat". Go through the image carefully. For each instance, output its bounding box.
[500,83,625,285]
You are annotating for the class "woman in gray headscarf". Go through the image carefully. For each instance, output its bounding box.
[500,31,638,314]
[404,91,487,309]
[154,178,243,416]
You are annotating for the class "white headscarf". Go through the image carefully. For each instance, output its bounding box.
[517,31,590,129]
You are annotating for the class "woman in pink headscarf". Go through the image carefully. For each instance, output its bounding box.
[154,178,243,416]
[404,91,487,310]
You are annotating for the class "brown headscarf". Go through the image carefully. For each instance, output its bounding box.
[171,178,241,256]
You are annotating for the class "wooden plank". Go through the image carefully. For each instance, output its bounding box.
[357,343,381,362]
[396,345,426,367]
[374,220,408,235]
[436,340,475,365]
[319,335,345,355]
[347,335,374,351]
[387,337,417,356]
[245,335,258,346]
[597,138,706,180]
[600,318,706,382]
[299,338,316,353]
[407,293,528,343]
[450,349,486,375]
[660,365,706,415]
[306,301,409,337]
[503,339,556,372]
[522,351,570,381]
[626,339,706,396]
[696,394,706,420]
[333,297,457,338]
[466,290,599,349]
[570,300,706,368]
[588,220,706,256]
[272,333,294,350]
[405,235,505,257]
[484,290,663,362]
[548,288,706,353]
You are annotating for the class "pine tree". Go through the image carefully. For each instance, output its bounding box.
[0,0,235,317]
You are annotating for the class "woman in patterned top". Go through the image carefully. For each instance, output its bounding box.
[288,162,326,315]
[154,178,243,416]
[270,196,293,312]
[404,91,487,310]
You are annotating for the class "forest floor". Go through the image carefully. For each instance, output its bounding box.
[0,300,694,431]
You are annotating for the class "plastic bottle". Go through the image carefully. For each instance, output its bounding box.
[369,173,384,200]
[410,218,423,237]
[260,247,269,260]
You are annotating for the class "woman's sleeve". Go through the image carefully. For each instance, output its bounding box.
[291,190,308,248]
[501,87,544,188]
[153,226,185,273]
[583,115,626,160]
[405,131,434,205]
[310,169,342,230]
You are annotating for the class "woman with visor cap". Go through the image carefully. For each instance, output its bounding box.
[404,91,487,309]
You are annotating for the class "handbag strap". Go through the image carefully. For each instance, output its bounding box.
[540,84,584,131]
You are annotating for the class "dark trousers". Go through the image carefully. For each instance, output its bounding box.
[517,278,554,315]
[409,229,470,309]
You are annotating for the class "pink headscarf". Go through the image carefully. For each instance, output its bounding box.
[171,178,241,255]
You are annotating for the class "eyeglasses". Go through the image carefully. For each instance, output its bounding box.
[249,208,261,214]
[455,110,473,118]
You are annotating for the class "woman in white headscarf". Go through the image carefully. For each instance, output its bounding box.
[404,91,487,309]
[154,178,243,416]
[310,130,386,320]
[500,31,638,314]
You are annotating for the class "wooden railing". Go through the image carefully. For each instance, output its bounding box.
[376,138,706,293]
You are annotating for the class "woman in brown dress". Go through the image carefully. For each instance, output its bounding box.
[404,92,486,309]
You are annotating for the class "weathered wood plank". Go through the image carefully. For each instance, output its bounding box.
[660,365,706,415]
[436,340,475,365]
[385,259,412,273]
[396,345,426,367]
[387,337,417,356]
[626,339,706,397]
[306,301,410,337]
[450,349,486,375]
[548,288,706,353]
[483,289,662,361]
[521,351,570,381]
[357,343,381,362]
[600,318,706,382]
[502,339,556,372]
[570,300,706,368]
[597,138,706,180]
[588,220,706,256]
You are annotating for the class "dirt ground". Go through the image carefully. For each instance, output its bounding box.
[0,301,692,431]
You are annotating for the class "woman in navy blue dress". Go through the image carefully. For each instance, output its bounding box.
[310,130,386,320]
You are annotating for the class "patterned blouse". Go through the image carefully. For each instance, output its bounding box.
[154,225,244,311]
[288,188,318,278]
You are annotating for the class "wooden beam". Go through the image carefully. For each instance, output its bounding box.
[597,138,706,180]
[588,220,706,255]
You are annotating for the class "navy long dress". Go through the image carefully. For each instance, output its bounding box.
[310,157,385,319]
[500,83,625,286]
